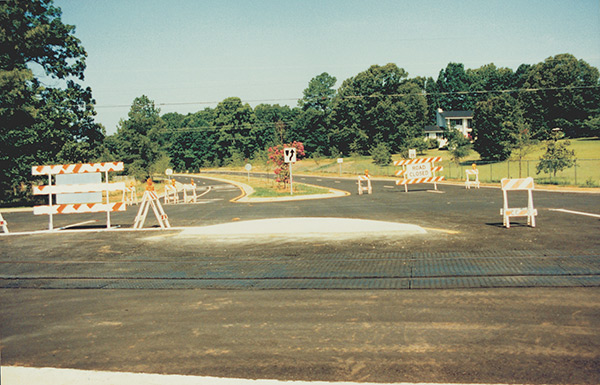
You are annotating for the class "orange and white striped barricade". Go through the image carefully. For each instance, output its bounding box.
[0,213,8,233]
[465,169,480,189]
[357,175,372,195]
[122,182,138,205]
[501,177,537,229]
[163,181,179,204]
[32,162,126,230]
[133,179,171,229]
[394,157,444,192]
[182,180,197,203]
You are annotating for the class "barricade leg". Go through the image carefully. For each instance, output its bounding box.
[0,213,8,233]
[528,189,536,227]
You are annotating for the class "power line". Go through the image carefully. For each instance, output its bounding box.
[95,85,600,110]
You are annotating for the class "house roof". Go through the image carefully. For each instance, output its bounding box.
[439,110,473,118]
[423,125,443,133]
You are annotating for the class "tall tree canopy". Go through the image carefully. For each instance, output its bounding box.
[519,54,600,138]
[328,64,427,155]
[298,72,337,112]
[106,95,164,179]
[0,0,103,204]
[472,93,529,161]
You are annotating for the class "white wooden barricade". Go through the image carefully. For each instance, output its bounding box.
[357,175,372,195]
[394,157,444,192]
[501,177,537,229]
[122,182,138,205]
[32,162,126,230]
[465,169,480,189]
[182,180,197,203]
[0,213,8,233]
[164,182,179,204]
[133,180,171,229]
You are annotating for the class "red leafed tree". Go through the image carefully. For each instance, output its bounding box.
[268,141,305,187]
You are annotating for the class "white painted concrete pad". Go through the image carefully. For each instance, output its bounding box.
[179,217,426,237]
[2,366,501,385]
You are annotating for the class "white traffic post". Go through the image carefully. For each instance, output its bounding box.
[48,174,53,230]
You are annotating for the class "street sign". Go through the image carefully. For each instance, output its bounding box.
[408,149,417,159]
[165,168,173,176]
[244,163,252,171]
[284,147,296,163]
[337,158,344,164]
[405,163,432,179]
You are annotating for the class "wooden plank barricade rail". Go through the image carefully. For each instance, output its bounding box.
[394,157,444,192]
[501,177,537,229]
[32,162,126,230]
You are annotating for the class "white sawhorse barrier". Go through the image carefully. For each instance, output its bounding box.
[163,183,179,204]
[182,181,197,203]
[122,183,138,205]
[357,175,372,195]
[465,168,480,189]
[501,177,537,229]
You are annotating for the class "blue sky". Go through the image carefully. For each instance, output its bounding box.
[55,0,600,134]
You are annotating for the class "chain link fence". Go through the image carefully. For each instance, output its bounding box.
[314,158,600,188]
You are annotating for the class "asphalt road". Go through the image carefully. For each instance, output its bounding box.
[1,174,599,384]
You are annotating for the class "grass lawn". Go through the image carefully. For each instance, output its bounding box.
[287,137,600,187]
[202,137,598,188]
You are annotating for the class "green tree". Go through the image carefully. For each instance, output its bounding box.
[467,63,514,93]
[370,142,392,166]
[213,97,255,162]
[0,0,103,204]
[445,127,471,165]
[536,129,576,178]
[107,95,164,180]
[520,54,600,138]
[298,72,337,111]
[329,64,427,155]
[291,73,337,155]
[435,62,472,110]
[510,125,538,178]
[254,104,298,149]
[166,109,218,171]
[289,108,330,155]
[472,93,528,161]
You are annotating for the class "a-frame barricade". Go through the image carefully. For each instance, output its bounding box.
[133,179,171,229]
